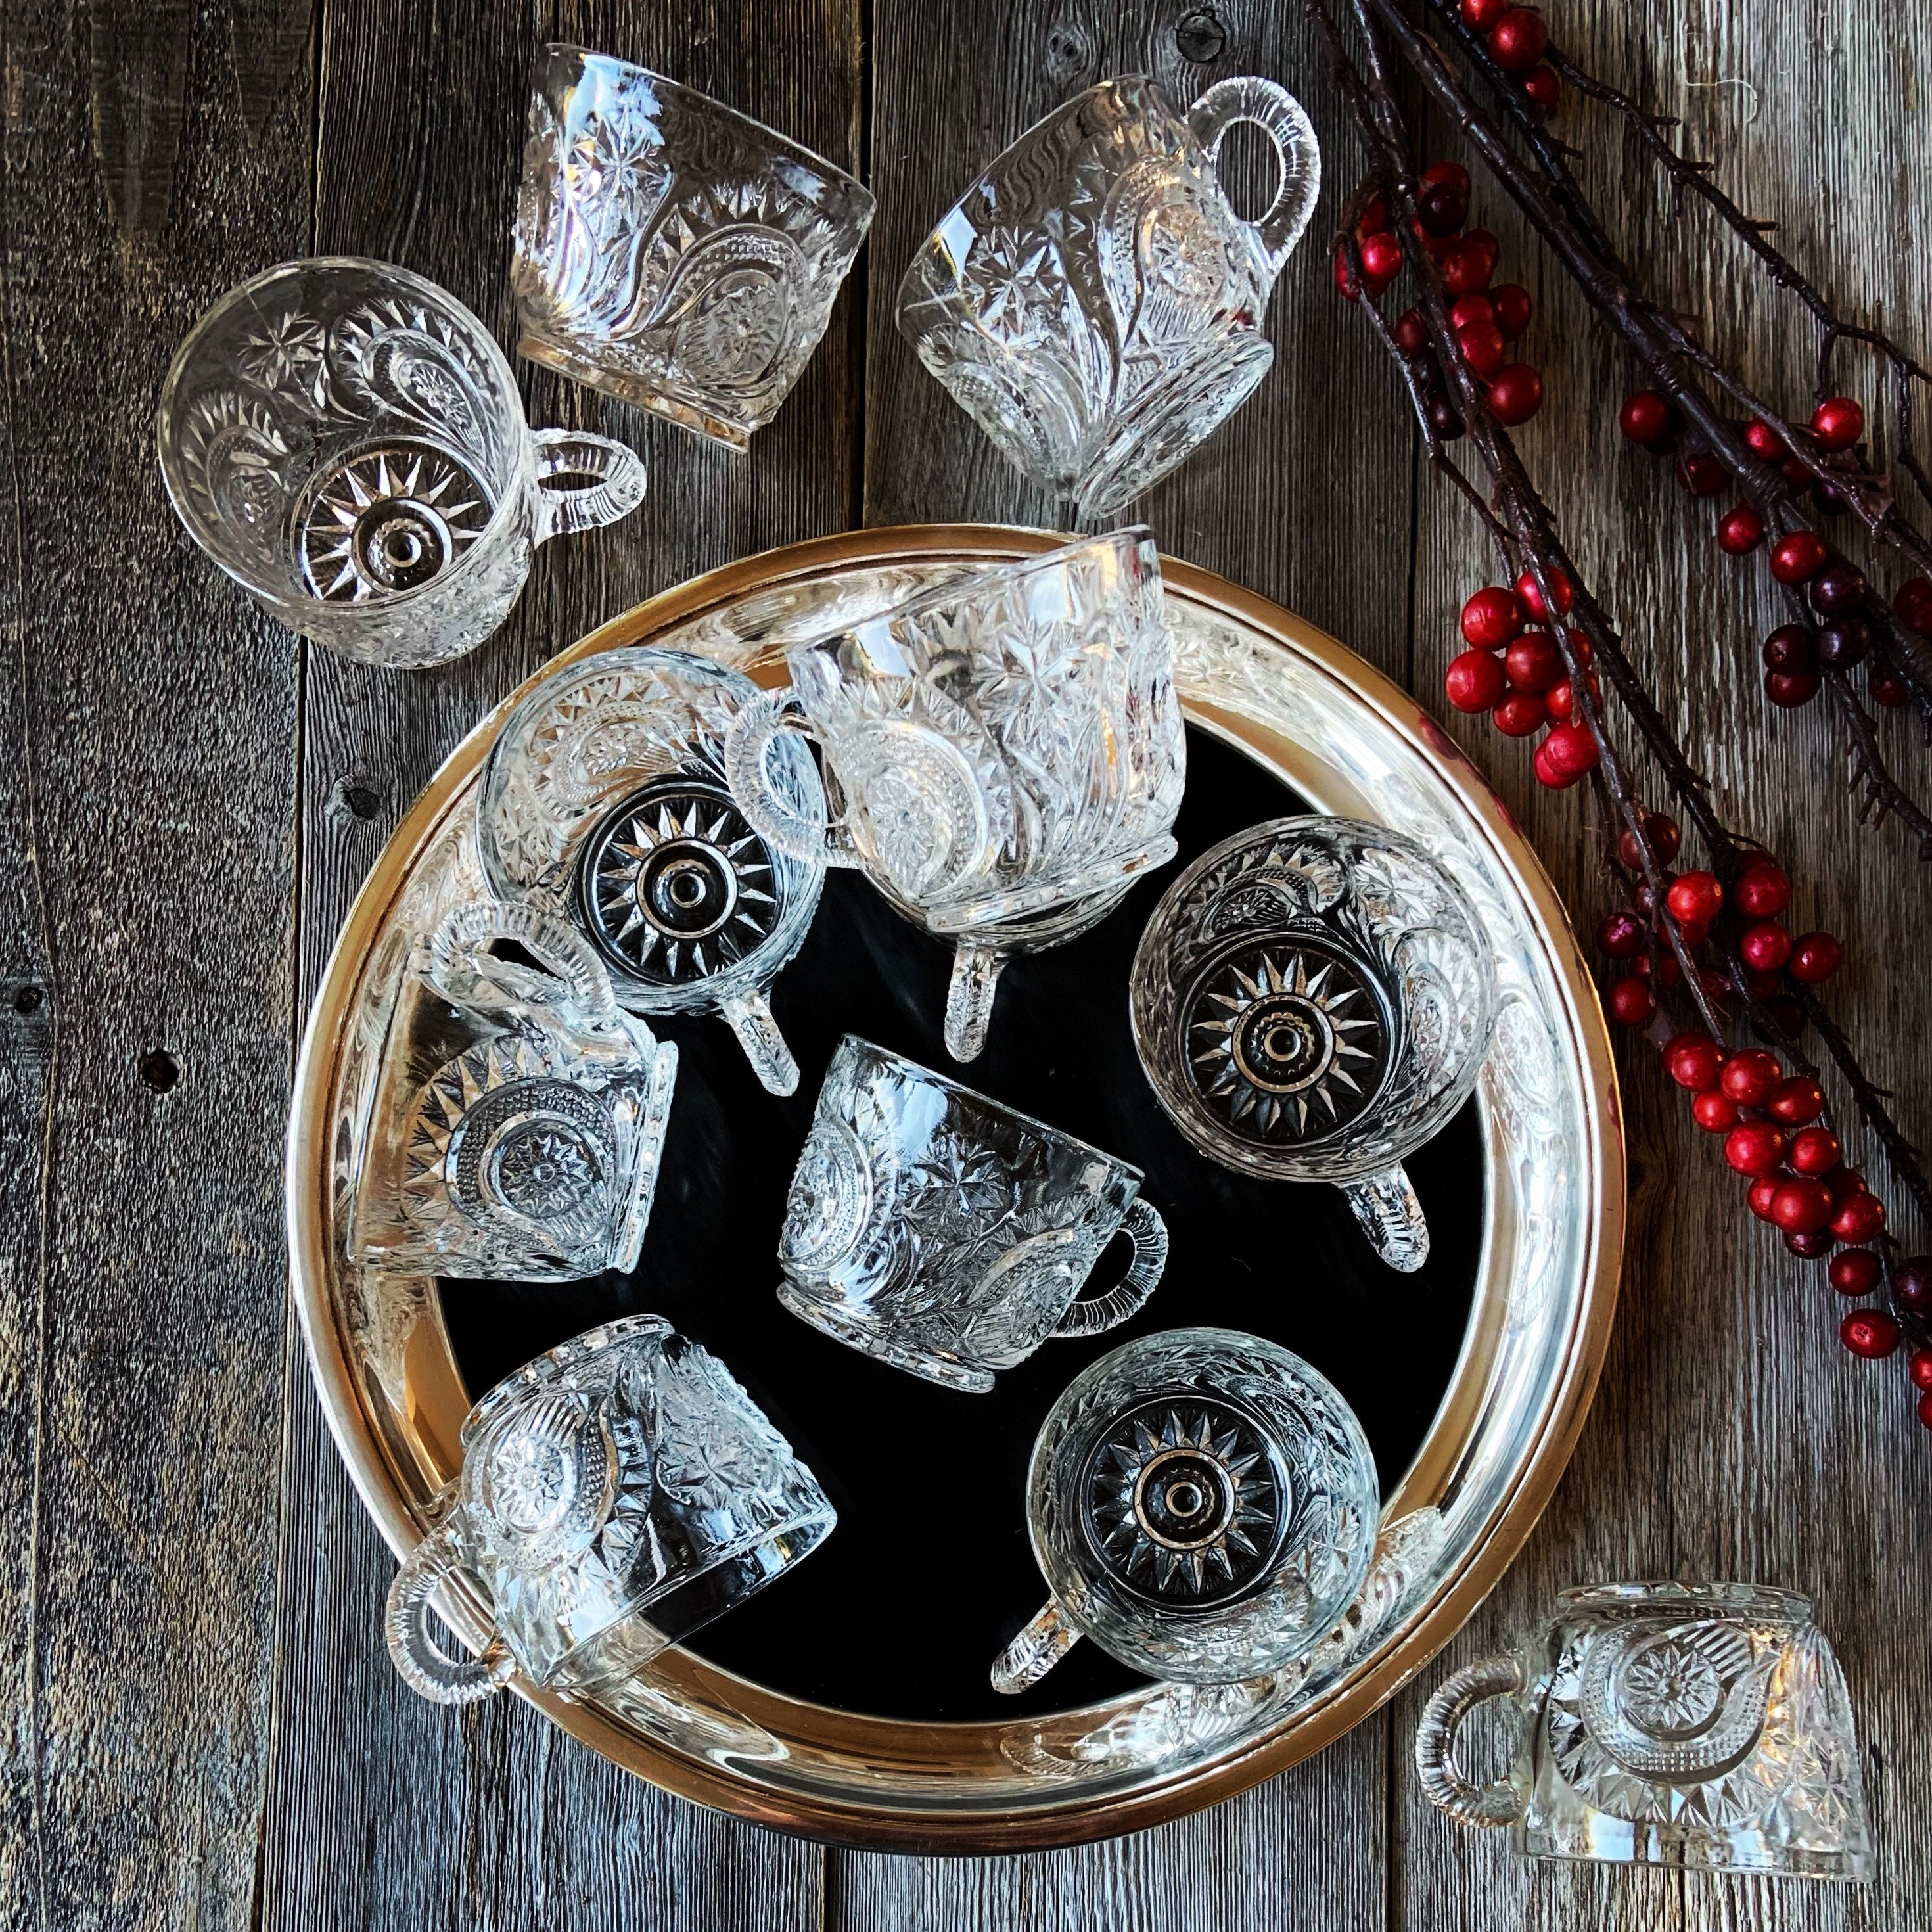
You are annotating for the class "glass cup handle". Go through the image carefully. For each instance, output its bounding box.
[1188,76,1323,285]
[1415,1653,1529,1827]
[427,900,620,1024]
[991,1596,1082,1695]
[384,1521,517,1705]
[1341,1163,1431,1273]
[1052,1199,1170,1338]
[718,986,800,1097]
[722,688,861,869]
[943,940,1006,1063]
[529,427,649,541]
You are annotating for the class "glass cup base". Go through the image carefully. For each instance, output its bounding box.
[776,1280,996,1393]
[518,332,754,452]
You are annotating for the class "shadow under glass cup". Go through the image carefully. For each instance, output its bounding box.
[896,71,1320,520]
[157,256,648,668]
[511,45,877,451]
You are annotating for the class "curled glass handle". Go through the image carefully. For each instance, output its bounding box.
[991,1596,1082,1695]
[1188,76,1322,285]
[1053,1199,1169,1338]
[1341,1162,1430,1273]
[530,428,648,541]
[944,939,1006,1063]
[1415,1653,1529,1827]
[722,688,860,869]
[719,987,800,1096]
[385,1520,517,1705]
[428,900,619,1024]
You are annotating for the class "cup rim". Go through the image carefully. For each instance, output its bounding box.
[156,254,533,615]
[535,43,876,210]
[1553,1580,1814,1620]
[464,1310,674,1441]
[831,1033,1145,1185]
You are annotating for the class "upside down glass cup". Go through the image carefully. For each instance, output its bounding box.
[896,72,1320,520]
[1129,816,1496,1272]
[476,645,828,1094]
[512,45,876,449]
[992,1327,1379,1692]
[724,528,1186,1060]
[385,1314,836,1703]
[158,258,648,668]
[775,1036,1170,1392]
[1414,1583,1872,1881]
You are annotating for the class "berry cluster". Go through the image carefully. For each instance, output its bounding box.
[1458,1,1559,115]
[1444,571,1599,787]
[1618,387,1930,712]
[1334,161,1544,434]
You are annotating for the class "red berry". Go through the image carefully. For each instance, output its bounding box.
[1831,1192,1886,1243]
[1460,585,1524,649]
[1488,363,1544,425]
[1810,396,1864,451]
[1744,419,1785,461]
[1919,1390,1932,1429]
[1770,1177,1835,1235]
[1533,737,1582,789]
[1492,283,1532,339]
[1488,6,1550,72]
[1598,909,1644,958]
[1356,195,1391,237]
[1732,863,1789,918]
[1816,618,1870,668]
[1715,505,1765,555]
[1444,649,1508,713]
[1417,179,1469,237]
[1359,231,1405,285]
[1829,1249,1881,1298]
[1618,390,1671,443]
[1334,247,1364,301]
[1779,453,1811,486]
[1632,950,1682,988]
[1675,916,1710,950]
[1827,1166,1868,1206]
[1871,668,1910,707]
[1748,1175,1782,1221]
[1394,307,1431,356]
[1744,967,1781,999]
[1892,1256,1932,1315]
[1442,231,1499,296]
[1493,691,1546,737]
[1765,668,1821,708]
[1719,1048,1781,1106]
[1534,722,1598,787]
[1607,975,1656,1026]
[1789,1126,1841,1176]
[1616,814,1679,871]
[1514,567,1572,620]
[1766,1075,1824,1125]
[1768,531,1828,584]
[1696,965,1733,1007]
[1693,1090,1739,1133]
[1809,561,1867,618]
[1785,1226,1835,1259]
[1839,1308,1900,1359]
[1422,160,1473,195]
[1894,575,1932,635]
[1520,62,1559,110]
[1458,319,1507,380]
[1738,920,1792,973]
[1665,871,1723,925]
[1675,449,1726,496]
[1449,294,1495,330]
[1762,624,1817,674]
[1504,630,1563,693]
[1911,1348,1932,1392]
[1544,671,1601,722]
[1724,1120,1787,1176]
[1788,931,1842,984]
[1665,1032,1725,1092]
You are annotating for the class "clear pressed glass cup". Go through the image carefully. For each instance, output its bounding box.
[775,1036,1169,1392]
[511,45,876,450]
[992,1327,1379,1691]
[158,257,648,668]
[896,72,1319,520]
[1130,816,1495,1273]
[724,528,1185,1060]
[385,1314,835,1703]
[476,645,827,1095]
[350,900,678,1282]
[1415,1582,1872,1881]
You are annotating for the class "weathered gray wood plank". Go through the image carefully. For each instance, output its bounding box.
[0,3,311,1927]
[1397,4,1932,1929]
[255,3,860,1926]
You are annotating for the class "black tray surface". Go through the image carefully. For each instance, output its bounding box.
[443,727,1484,1723]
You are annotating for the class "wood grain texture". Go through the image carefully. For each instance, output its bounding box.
[0,2,310,1927]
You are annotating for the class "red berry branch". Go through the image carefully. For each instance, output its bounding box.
[1302,0,1932,1431]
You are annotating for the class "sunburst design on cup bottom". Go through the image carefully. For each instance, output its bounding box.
[296,439,489,601]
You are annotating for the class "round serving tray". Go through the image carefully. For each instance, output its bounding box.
[288,524,1623,1851]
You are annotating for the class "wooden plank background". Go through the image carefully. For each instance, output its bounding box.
[1,1,1926,1927]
